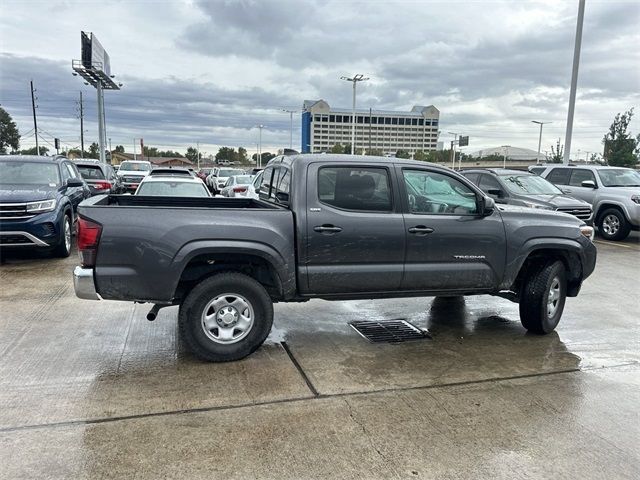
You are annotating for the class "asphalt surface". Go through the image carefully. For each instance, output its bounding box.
[0,233,639,479]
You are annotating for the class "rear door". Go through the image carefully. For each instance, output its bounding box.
[398,166,506,291]
[302,162,405,294]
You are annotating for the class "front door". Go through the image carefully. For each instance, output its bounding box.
[398,167,506,291]
[303,163,405,294]
[563,168,598,204]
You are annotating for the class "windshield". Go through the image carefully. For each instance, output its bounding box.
[219,169,244,177]
[597,169,640,187]
[77,165,105,180]
[136,181,209,197]
[120,161,151,172]
[0,160,61,186]
[500,174,563,195]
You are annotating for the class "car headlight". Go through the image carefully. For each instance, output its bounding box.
[25,199,57,213]
[631,195,640,205]
[580,225,595,242]
[523,201,554,210]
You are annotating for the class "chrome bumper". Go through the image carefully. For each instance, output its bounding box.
[73,266,101,300]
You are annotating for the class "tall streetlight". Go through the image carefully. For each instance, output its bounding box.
[340,74,369,155]
[563,0,585,164]
[255,124,264,167]
[531,121,551,164]
[448,132,459,169]
[281,109,296,150]
[501,145,511,168]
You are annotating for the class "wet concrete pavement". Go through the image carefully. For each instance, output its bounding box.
[0,233,639,479]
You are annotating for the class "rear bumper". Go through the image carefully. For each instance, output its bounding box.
[73,266,101,300]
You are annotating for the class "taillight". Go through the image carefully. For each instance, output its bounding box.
[77,216,102,267]
[95,181,112,190]
[233,186,247,193]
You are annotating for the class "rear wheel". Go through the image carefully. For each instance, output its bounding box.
[519,260,566,334]
[179,272,273,362]
[598,208,630,241]
[52,214,72,258]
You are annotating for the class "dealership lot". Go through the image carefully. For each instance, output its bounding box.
[0,234,638,479]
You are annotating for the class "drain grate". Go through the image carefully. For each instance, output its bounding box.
[349,319,431,343]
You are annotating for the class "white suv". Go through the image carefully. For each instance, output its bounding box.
[117,160,152,192]
[536,165,640,241]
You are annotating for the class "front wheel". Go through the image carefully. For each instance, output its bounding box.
[519,260,567,334]
[179,272,273,362]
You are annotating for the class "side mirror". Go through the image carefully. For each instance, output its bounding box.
[581,180,597,189]
[66,178,84,188]
[487,188,504,198]
[480,196,495,216]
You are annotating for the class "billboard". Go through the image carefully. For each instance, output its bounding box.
[81,31,111,76]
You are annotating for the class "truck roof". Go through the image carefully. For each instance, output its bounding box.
[268,153,444,170]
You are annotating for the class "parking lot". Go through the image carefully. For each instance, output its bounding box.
[0,233,639,479]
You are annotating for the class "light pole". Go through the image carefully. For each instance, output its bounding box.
[341,74,369,155]
[448,132,459,169]
[281,109,296,150]
[531,121,550,164]
[501,145,510,168]
[563,0,585,164]
[255,124,264,167]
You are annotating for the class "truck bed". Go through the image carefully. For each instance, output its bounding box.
[87,194,280,210]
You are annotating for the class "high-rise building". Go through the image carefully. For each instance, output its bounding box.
[302,100,440,155]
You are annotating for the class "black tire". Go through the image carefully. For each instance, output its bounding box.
[178,272,273,362]
[52,213,72,258]
[597,208,631,241]
[519,260,567,334]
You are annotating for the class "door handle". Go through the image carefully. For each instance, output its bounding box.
[408,225,434,235]
[314,225,343,233]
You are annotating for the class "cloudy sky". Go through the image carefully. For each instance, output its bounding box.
[1,0,638,159]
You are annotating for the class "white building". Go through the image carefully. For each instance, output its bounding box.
[302,100,440,155]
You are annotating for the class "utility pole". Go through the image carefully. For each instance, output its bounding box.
[341,74,369,155]
[30,80,39,155]
[96,80,106,162]
[79,91,85,155]
[197,142,200,169]
[502,145,511,169]
[281,109,295,149]
[133,138,137,160]
[531,120,550,164]
[256,125,264,167]
[448,132,458,169]
[563,0,585,164]
[369,107,372,154]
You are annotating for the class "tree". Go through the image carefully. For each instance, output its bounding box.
[330,144,344,154]
[413,150,427,161]
[216,147,238,163]
[237,147,248,163]
[549,139,563,163]
[365,148,384,156]
[86,142,99,159]
[185,147,199,162]
[395,149,411,159]
[0,107,20,154]
[251,152,276,163]
[20,146,49,156]
[342,143,352,155]
[603,108,639,167]
[114,145,125,153]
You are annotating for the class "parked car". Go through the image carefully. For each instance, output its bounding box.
[206,168,245,194]
[134,175,211,197]
[460,169,593,223]
[220,175,254,197]
[241,170,263,199]
[117,160,152,192]
[217,160,231,166]
[74,159,123,195]
[537,165,640,240]
[147,167,194,178]
[1,155,90,257]
[73,154,596,362]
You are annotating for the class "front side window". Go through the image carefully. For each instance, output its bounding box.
[318,166,392,212]
[478,174,502,193]
[403,170,477,215]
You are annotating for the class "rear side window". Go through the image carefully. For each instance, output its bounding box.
[546,168,571,185]
[258,167,291,205]
[568,169,595,186]
[318,166,392,212]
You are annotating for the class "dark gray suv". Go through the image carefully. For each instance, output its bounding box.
[461,169,593,223]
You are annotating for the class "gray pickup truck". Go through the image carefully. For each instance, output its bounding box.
[73,154,597,362]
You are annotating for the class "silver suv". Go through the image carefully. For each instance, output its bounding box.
[535,165,640,241]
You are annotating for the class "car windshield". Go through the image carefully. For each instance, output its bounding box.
[597,169,640,187]
[136,181,209,197]
[500,174,563,195]
[219,169,244,177]
[77,165,105,180]
[120,162,151,172]
[0,160,61,186]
